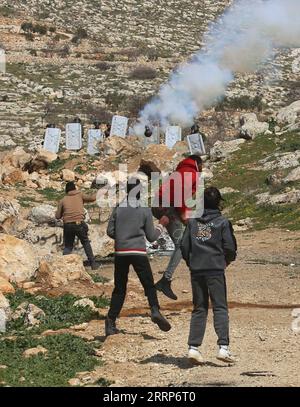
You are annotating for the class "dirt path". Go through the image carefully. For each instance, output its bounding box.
[72,229,300,387]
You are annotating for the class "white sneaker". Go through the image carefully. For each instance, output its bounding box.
[188,347,205,365]
[217,346,236,364]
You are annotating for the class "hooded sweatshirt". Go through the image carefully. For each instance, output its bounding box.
[55,190,96,223]
[158,157,201,221]
[180,208,237,276]
[107,200,164,256]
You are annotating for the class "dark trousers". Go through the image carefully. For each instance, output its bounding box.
[63,222,95,265]
[108,255,159,321]
[188,273,229,347]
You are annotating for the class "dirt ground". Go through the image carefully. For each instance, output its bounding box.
[65,229,300,387]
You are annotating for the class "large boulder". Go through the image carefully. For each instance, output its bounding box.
[0,235,39,283]
[276,101,300,128]
[140,143,179,174]
[35,149,57,164]
[239,113,269,140]
[2,169,28,185]
[28,204,56,224]
[103,136,142,159]
[36,254,93,288]
[0,198,20,232]
[210,139,246,162]
[3,147,32,169]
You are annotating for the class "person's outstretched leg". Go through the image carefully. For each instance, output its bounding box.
[155,214,184,300]
[106,256,130,336]
[76,222,97,269]
[133,256,171,332]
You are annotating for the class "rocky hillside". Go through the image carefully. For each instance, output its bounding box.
[1,0,300,149]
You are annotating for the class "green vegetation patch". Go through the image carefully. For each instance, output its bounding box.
[6,290,109,334]
[212,131,300,230]
[0,334,100,387]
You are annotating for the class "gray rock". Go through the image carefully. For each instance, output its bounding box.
[239,113,269,140]
[11,302,46,326]
[256,190,300,205]
[210,139,246,162]
[283,166,300,183]
[276,100,300,126]
[29,204,56,224]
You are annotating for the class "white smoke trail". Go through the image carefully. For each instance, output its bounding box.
[134,0,300,135]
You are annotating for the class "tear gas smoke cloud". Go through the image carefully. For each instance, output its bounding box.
[134,0,300,135]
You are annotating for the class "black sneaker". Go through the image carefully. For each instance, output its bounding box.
[105,317,119,337]
[155,276,178,300]
[151,306,171,332]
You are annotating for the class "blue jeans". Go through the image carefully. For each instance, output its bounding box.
[164,210,184,280]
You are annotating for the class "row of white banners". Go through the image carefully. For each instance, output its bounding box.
[44,115,205,156]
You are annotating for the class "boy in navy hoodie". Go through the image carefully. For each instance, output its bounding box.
[181,187,237,364]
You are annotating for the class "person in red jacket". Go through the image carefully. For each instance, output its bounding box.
[154,155,203,300]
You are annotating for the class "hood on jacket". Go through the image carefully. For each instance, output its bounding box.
[176,157,199,172]
[67,190,81,196]
[197,208,222,223]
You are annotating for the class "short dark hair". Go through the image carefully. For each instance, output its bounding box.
[66,181,76,193]
[188,154,203,167]
[204,187,224,210]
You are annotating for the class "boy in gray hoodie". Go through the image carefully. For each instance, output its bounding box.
[181,187,237,364]
[105,178,171,336]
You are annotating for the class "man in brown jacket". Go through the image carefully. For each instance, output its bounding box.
[56,181,97,270]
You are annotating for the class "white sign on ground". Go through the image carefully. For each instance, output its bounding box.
[186,133,206,155]
[87,129,103,155]
[43,128,61,153]
[110,115,128,138]
[66,123,82,150]
[165,126,182,148]
[144,126,160,147]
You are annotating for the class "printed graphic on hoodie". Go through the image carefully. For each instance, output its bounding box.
[196,222,213,242]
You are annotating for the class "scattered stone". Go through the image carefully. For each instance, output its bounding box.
[12,302,46,326]
[0,276,15,294]
[220,187,239,194]
[0,197,20,232]
[62,169,75,182]
[23,346,48,358]
[74,298,97,311]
